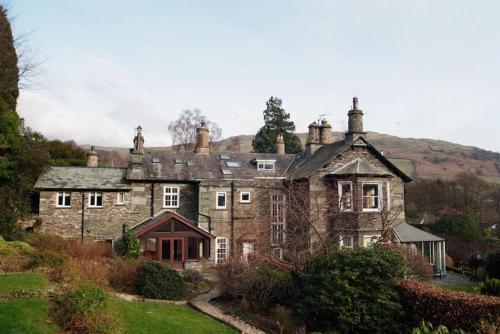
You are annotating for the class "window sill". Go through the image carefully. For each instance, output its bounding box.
[362,209,381,212]
[163,206,179,209]
[115,203,126,206]
[55,206,71,209]
[215,207,227,210]
[88,206,104,209]
[239,201,251,204]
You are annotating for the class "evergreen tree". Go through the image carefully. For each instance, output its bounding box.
[252,97,302,154]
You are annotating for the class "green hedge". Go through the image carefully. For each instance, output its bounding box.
[136,262,187,300]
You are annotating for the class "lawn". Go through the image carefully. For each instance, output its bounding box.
[439,284,480,294]
[0,273,236,334]
[112,299,237,334]
[0,272,47,295]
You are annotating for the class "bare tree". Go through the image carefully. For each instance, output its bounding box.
[167,109,222,151]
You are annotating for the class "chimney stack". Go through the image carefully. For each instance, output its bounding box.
[194,120,210,155]
[87,146,98,167]
[19,117,25,134]
[133,126,145,154]
[319,119,333,145]
[345,96,366,142]
[275,134,285,154]
[305,121,321,156]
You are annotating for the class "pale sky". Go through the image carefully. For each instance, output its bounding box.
[11,0,500,152]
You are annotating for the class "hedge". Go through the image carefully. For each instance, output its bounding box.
[396,279,500,331]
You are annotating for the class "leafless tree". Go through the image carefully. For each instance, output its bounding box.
[167,109,222,151]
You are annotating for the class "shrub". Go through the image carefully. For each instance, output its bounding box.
[25,233,67,252]
[0,254,31,272]
[485,251,500,279]
[411,321,465,334]
[217,259,295,310]
[9,241,33,255]
[480,278,500,297]
[397,279,500,331]
[182,269,203,282]
[136,262,187,300]
[52,282,122,333]
[65,240,114,259]
[294,247,410,333]
[384,243,433,279]
[30,250,67,268]
[115,230,141,259]
[429,214,482,241]
[0,235,16,255]
[108,257,146,294]
[273,305,295,334]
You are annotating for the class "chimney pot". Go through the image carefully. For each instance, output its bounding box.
[275,134,285,154]
[194,121,210,155]
[87,146,98,167]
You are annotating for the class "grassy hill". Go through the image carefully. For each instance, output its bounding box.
[87,132,500,182]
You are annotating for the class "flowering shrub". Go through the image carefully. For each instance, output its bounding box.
[397,279,500,331]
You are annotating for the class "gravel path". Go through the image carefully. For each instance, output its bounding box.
[190,288,267,334]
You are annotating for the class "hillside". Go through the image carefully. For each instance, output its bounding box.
[86,132,500,182]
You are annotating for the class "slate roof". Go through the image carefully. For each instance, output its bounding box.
[393,223,444,242]
[287,137,412,181]
[34,167,130,190]
[326,157,390,177]
[133,152,296,181]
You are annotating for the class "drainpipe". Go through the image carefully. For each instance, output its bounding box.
[80,192,85,241]
[230,181,235,256]
[150,182,155,217]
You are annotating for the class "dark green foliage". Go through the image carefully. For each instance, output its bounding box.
[252,97,302,154]
[484,250,500,279]
[480,278,500,297]
[46,140,87,166]
[429,214,483,241]
[294,247,410,333]
[29,250,67,268]
[115,230,141,259]
[0,6,19,113]
[136,262,187,300]
[52,282,121,333]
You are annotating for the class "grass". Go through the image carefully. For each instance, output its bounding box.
[0,272,47,295]
[440,284,480,294]
[0,299,59,334]
[111,299,237,334]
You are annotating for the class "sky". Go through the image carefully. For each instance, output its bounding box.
[9,0,500,152]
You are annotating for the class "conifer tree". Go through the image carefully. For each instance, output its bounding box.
[252,97,302,154]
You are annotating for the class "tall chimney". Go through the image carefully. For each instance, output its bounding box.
[305,121,321,156]
[194,120,210,155]
[87,146,98,167]
[133,126,145,154]
[19,117,25,134]
[275,134,285,154]
[319,119,333,145]
[345,96,366,141]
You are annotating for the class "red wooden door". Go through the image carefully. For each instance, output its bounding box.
[160,238,184,269]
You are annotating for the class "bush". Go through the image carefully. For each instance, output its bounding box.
[397,279,500,331]
[115,230,141,259]
[0,254,31,272]
[0,235,16,255]
[25,233,67,252]
[108,257,146,293]
[217,259,295,310]
[136,262,187,300]
[411,321,465,334]
[52,282,122,333]
[294,247,410,333]
[65,240,114,259]
[429,214,482,241]
[384,244,433,279]
[30,250,67,268]
[182,269,203,282]
[480,278,500,297]
[9,241,33,255]
[485,251,500,279]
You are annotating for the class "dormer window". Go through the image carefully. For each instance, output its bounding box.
[257,160,275,171]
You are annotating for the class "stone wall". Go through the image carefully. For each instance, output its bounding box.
[39,190,132,239]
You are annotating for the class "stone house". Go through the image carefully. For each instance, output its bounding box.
[34,97,446,274]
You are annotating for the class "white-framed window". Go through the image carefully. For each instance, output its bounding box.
[216,237,228,264]
[338,181,353,211]
[117,192,125,205]
[216,192,227,209]
[240,191,251,203]
[339,235,354,249]
[241,242,254,263]
[362,183,382,211]
[272,247,283,260]
[88,192,103,208]
[257,160,275,171]
[271,194,286,245]
[363,235,381,247]
[163,186,180,208]
[56,192,71,207]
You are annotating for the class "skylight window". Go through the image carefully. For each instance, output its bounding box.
[175,159,184,165]
[226,161,240,168]
[221,169,233,175]
[219,155,231,160]
[152,157,160,163]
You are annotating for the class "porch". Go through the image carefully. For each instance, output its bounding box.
[131,211,214,269]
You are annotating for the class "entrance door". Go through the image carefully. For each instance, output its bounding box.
[160,238,184,269]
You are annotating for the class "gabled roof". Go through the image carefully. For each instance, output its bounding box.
[133,151,295,181]
[34,167,130,190]
[326,157,391,177]
[392,223,444,242]
[131,210,214,239]
[287,137,412,182]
